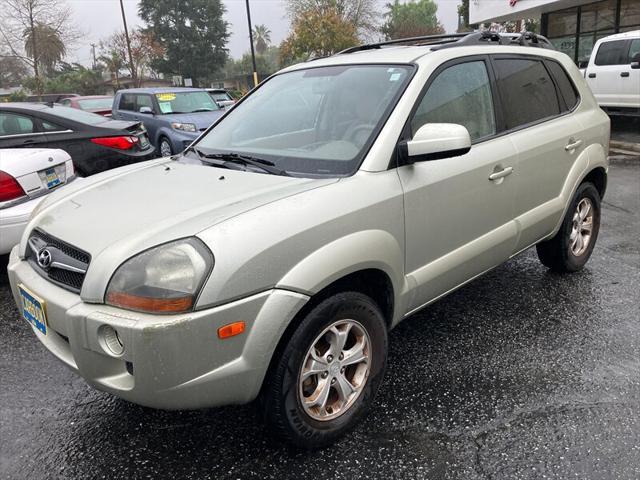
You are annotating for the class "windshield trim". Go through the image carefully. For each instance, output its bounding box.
[190,62,417,178]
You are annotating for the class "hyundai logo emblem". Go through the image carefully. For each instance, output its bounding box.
[37,248,53,269]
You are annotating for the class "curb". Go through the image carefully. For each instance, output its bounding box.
[610,140,640,154]
[609,154,640,165]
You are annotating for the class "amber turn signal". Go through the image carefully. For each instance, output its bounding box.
[218,321,245,339]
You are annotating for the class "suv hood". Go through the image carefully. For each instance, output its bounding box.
[28,159,336,265]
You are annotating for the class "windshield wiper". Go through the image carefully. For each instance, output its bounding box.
[188,148,289,176]
[191,108,215,113]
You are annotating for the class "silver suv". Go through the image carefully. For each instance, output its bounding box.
[7,32,609,449]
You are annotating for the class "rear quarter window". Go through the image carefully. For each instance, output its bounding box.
[118,93,136,111]
[494,58,561,130]
[546,61,579,111]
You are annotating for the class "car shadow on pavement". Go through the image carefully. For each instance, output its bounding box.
[0,254,9,286]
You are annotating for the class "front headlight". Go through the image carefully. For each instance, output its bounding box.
[106,238,213,313]
[171,122,197,132]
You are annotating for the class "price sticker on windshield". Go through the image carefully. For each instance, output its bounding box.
[156,93,177,101]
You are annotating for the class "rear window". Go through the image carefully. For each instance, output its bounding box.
[546,61,579,111]
[494,58,561,130]
[78,98,113,110]
[595,40,628,65]
[47,105,110,125]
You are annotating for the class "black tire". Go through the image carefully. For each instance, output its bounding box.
[262,292,388,449]
[159,137,173,157]
[536,182,601,272]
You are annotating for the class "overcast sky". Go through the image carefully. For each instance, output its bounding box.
[67,0,460,65]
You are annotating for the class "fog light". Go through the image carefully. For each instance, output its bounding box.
[99,325,125,356]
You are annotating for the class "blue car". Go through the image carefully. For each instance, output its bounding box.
[112,88,224,157]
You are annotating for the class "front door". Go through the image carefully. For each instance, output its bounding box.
[398,57,518,313]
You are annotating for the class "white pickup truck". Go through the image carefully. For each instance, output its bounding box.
[584,30,640,117]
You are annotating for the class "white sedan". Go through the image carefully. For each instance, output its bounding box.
[0,149,75,254]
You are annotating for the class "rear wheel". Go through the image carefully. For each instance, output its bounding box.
[159,137,173,157]
[262,292,388,449]
[536,182,601,272]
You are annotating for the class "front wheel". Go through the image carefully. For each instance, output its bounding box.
[262,292,388,449]
[159,137,173,157]
[536,182,601,272]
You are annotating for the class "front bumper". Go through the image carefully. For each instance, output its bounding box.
[7,247,309,410]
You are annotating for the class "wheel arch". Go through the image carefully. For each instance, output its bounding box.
[258,267,396,400]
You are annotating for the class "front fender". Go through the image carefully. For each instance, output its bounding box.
[276,229,406,324]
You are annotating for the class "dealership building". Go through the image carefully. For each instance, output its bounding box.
[470,0,640,64]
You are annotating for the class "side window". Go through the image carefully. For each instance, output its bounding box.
[135,94,153,111]
[494,58,560,130]
[119,93,136,111]
[42,121,66,132]
[594,40,628,66]
[60,99,71,107]
[0,112,35,136]
[411,61,496,142]
[546,61,579,111]
[628,39,640,62]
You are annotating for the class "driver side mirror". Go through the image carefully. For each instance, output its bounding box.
[631,53,640,70]
[139,106,155,114]
[400,123,471,165]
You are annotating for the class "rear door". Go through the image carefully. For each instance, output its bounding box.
[0,111,46,148]
[114,93,138,121]
[586,39,629,107]
[492,55,584,252]
[398,57,518,312]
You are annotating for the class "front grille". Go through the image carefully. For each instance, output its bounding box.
[26,229,91,293]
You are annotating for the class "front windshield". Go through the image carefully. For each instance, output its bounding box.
[194,64,413,176]
[155,91,219,114]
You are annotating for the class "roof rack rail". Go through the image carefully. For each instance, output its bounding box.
[339,33,468,54]
[338,31,555,56]
[431,31,554,51]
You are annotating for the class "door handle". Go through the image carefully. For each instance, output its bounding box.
[621,72,630,77]
[565,139,583,151]
[488,166,513,181]
[588,73,596,78]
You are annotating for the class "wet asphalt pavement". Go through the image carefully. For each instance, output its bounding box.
[1,161,639,480]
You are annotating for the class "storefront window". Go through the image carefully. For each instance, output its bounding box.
[547,8,578,38]
[550,35,578,59]
[620,0,640,28]
[580,0,616,32]
[543,0,640,65]
[578,30,614,65]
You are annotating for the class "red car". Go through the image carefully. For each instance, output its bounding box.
[60,95,114,117]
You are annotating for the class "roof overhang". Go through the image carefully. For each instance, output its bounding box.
[470,0,597,24]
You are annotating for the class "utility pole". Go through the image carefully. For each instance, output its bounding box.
[90,43,97,70]
[119,0,137,87]
[245,0,258,88]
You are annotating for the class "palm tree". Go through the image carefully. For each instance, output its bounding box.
[99,51,125,90]
[252,24,272,55]
[24,23,66,75]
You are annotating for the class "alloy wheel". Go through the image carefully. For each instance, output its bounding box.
[298,319,371,421]
[569,197,594,257]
